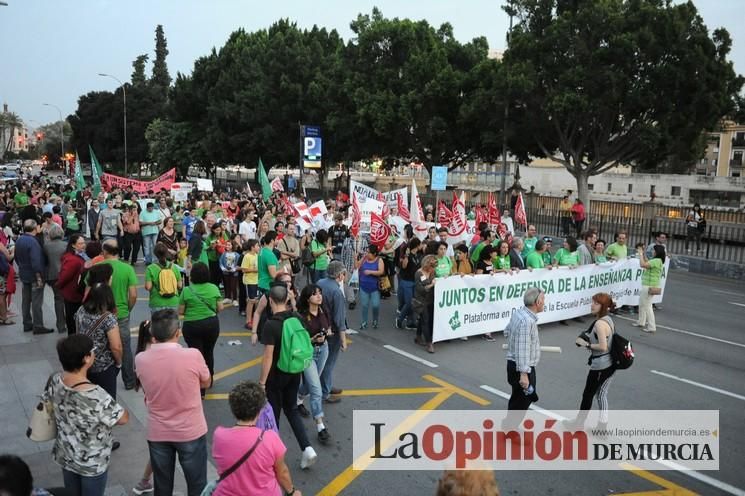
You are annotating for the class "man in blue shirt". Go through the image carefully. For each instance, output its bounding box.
[318,261,348,404]
[14,220,52,334]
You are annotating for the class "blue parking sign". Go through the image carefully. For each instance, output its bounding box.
[431,166,448,191]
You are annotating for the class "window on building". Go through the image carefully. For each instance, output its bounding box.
[713,159,717,166]
[732,172,741,178]
[607,183,612,192]
[628,184,633,193]
[671,186,681,197]
[588,184,594,191]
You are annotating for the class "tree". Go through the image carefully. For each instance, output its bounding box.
[145,118,199,177]
[36,120,72,164]
[503,0,743,209]
[131,54,149,87]
[151,25,171,98]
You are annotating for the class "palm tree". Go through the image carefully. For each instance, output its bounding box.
[0,111,23,159]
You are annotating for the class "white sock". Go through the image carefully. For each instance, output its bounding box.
[316,422,325,432]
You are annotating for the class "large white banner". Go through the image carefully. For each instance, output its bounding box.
[433,258,669,342]
[349,179,408,209]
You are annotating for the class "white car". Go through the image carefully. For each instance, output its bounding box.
[0,163,21,172]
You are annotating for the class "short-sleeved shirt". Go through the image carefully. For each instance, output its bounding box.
[434,256,453,278]
[14,192,29,207]
[182,215,197,241]
[99,259,138,319]
[46,373,124,476]
[605,242,628,260]
[75,308,118,373]
[241,252,258,285]
[135,343,210,442]
[526,251,545,269]
[553,248,580,266]
[494,254,511,271]
[139,209,161,236]
[99,208,121,236]
[212,426,286,496]
[594,253,608,263]
[179,283,221,321]
[476,260,494,274]
[311,240,329,270]
[258,247,278,290]
[522,237,538,258]
[261,310,297,375]
[145,263,182,308]
[642,258,663,287]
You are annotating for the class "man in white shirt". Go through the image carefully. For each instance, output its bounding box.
[239,216,257,241]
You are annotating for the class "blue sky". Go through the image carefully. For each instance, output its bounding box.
[1,0,743,127]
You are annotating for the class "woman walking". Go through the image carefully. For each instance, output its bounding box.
[413,254,437,354]
[634,244,665,333]
[56,234,88,334]
[566,292,617,430]
[144,242,183,314]
[357,244,384,330]
[156,216,179,257]
[178,262,224,396]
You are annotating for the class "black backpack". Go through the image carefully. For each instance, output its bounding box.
[609,332,634,370]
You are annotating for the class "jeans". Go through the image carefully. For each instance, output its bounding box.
[311,268,327,284]
[117,316,135,389]
[122,232,142,264]
[148,435,207,496]
[62,468,108,496]
[266,370,311,451]
[299,342,329,419]
[88,364,119,399]
[47,280,67,333]
[182,316,220,391]
[320,331,342,399]
[22,281,45,331]
[396,278,415,326]
[142,233,158,265]
[64,300,81,335]
[359,289,380,325]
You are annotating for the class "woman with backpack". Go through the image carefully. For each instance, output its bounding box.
[144,242,182,314]
[565,292,617,430]
[178,262,224,397]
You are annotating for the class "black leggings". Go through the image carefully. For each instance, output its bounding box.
[580,366,615,421]
[64,301,81,335]
[209,260,222,287]
[182,316,220,383]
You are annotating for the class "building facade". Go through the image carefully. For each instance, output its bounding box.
[700,121,745,178]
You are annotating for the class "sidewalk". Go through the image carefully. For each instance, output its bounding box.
[0,286,200,495]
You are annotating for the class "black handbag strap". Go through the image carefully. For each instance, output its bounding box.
[188,286,217,316]
[218,430,265,482]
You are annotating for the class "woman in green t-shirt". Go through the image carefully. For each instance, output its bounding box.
[178,262,224,396]
[145,242,183,313]
[310,229,331,283]
[206,223,230,286]
[552,237,580,268]
[634,244,665,334]
[493,240,513,273]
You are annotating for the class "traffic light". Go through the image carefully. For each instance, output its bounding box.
[36,132,43,141]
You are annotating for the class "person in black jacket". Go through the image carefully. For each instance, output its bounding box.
[509,237,526,270]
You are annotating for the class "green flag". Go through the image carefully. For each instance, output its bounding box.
[74,153,85,192]
[258,157,272,200]
[89,145,103,195]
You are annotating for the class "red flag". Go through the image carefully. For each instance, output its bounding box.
[397,193,410,222]
[350,193,361,237]
[515,192,527,227]
[488,192,501,226]
[437,200,452,227]
[270,176,284,193]
[370,211,390,249]
[447,191,467,238]
[475,205,486,227]
[377,192,390,219]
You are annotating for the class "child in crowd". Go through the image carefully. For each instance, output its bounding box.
[240,240,260,329]
[219,239,241,306]
[176,238,188,284]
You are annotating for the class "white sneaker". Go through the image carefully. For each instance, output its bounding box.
[300,446,318,469]
[222,298,232,305]
[232,300,239,307]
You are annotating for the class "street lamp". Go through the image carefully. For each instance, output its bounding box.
[499,3,515,210]
[42,102,64,164]
[98,73,128,176]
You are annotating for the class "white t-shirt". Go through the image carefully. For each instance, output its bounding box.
[239,220,257,241]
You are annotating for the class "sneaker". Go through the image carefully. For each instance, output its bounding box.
[631,322,643,327]
[323,396,341,404]
[132,479,154,495]
[360,321,368,330]
[297,404,310,418]
[222,298,232,305]
[300,446,318,469]
[318,428,331,444]
[459,336,469,341]
[405,323,418,330]
[372,320,378,329]
[394,319,401,329]
[239,311,246,316]
[112,440,120,451]
[232,300,239,307]
[482,334,496,342]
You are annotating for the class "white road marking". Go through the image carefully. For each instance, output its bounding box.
[713,289,745,297]
[650,369,745,402]
[479,384,745,495]
[615,314,745,349]
[729,302,745,308]
[383,345,438,368]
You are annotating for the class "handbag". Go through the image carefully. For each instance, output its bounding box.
[379,275,391,292]
[648,287,662,296]
[201,430,265,496]
[284,239,302,274]
[27,375,57,442]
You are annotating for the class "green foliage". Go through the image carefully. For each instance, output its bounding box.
[131,54,149,87]
[152,25,171,97]
[145,118,198,177]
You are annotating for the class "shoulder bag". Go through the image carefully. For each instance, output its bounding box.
[188,286,217,316]
[201,430,265,496]
[284,239,302,274]
[27,374,57,442]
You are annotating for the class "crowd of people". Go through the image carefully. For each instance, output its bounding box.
[0,168,673,496]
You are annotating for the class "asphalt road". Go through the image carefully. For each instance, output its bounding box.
[119,267,743,496]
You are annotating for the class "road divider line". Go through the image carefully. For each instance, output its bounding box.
[423,374,491,406]
[340,387,443,396]
[713,289,745,297]
[383,345,438,368]
[729,302,745,308]
[614,314,745,349]
[212,357,262,382]
[480,384,744,495]
[317,390,453,496]
[618,463,697,495]
[650,369,745,402]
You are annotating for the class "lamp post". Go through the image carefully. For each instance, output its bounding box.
[499,3,515,210]
[98,73,128,176]
[42,103,64,165]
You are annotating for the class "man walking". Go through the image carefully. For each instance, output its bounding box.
[140,202,162,265]
[96,197,123,242]
[503,287,544,427]
[100,240,138,389]
[136,309,211,496]
[15,220,52,334]
[318,261,348,404]
[258,284,318,469]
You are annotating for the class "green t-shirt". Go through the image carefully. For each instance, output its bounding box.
[435,256,453,278]
[522,237,538,258]
[311,240,329,271]
[526,251,545,269]
[594,254,608,263]
[99,259,138,319]
[206,233,229,262]
[494,254,511,270]
[258,247,278,290]
[605,242,628,260]
[642,258,663,287]
[542,251,552,266]
[179,283,221,321]
[14,192,29,207]
[66,211,80,231]
[553,248,580,266]
[145,262,182,308]
[471,242,486,265]
[139,209,162,236]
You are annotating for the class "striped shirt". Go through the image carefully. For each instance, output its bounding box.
[504,306,540,373]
